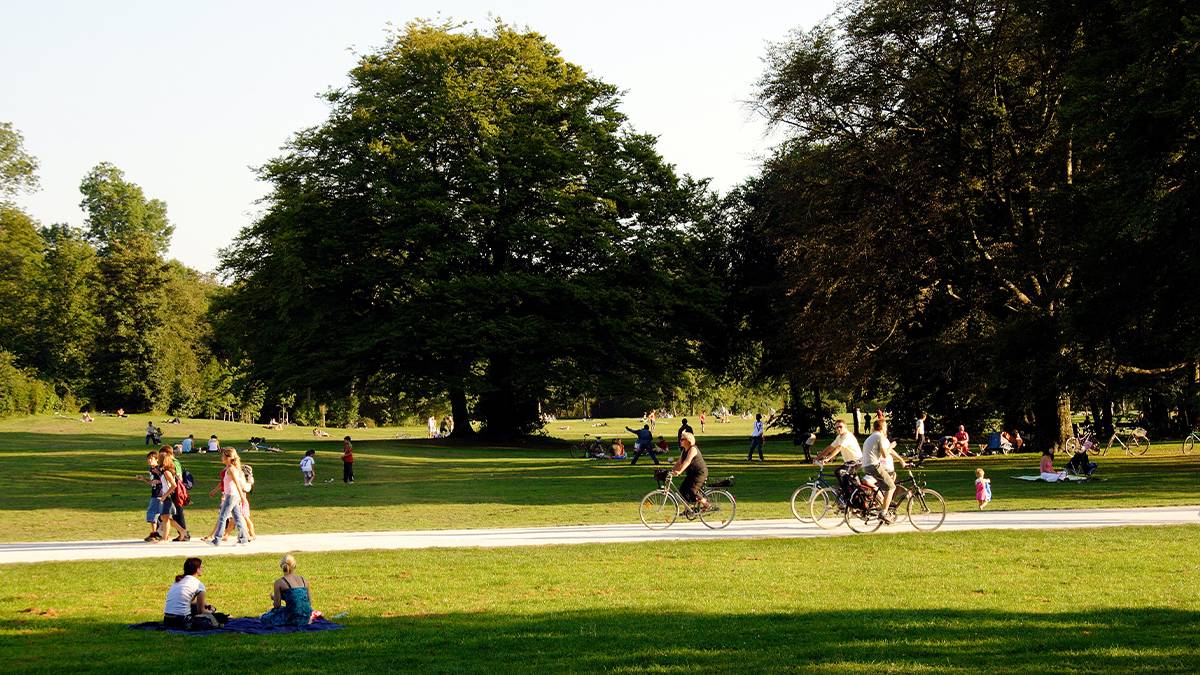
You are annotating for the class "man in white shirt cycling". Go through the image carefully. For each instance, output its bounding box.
[862,418,907,522]
[813,419,862,468]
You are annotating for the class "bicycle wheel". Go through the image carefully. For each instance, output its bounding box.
[1184,435,1195,455]
[790,485,817,523]
[908,488,947,531]
[639,489,679,530]
[809,486,844,530]
[699,490,736,529]
[1129,436,1150,456]
[1063,437,1079,455]
[843,490,883,533]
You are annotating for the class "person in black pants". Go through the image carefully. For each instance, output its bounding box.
[676,418,693,441]
[341,436,354,483]
[747,413,765,461]
[669,432,709,512]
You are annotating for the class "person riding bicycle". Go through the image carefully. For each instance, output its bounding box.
[862,418,906,522]
[813,420,862,469]
[667,431,709,512]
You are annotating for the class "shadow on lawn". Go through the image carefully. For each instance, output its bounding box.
[6,608,1199,672]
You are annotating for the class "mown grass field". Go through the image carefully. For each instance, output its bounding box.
[0,414,1197,542]
[1,525,1198,673]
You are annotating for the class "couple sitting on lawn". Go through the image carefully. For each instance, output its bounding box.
[162,554,315,630]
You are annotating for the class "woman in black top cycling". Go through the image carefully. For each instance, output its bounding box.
[668,431,709,511]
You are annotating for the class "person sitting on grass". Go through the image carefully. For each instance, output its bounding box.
[261,554,314,627]
[1039,449,1066,482]
[610,438,627,459]
[952,425,973,456]
[163,557,227,630]
[667,431,709,513]
[81,411,94,423]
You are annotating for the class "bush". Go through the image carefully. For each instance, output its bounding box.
[0,351,61,418]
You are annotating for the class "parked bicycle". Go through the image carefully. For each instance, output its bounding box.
[1096,427,1150,456]
[834,469,946,534]
[1181,429,1199,455]
[638,470,736,530]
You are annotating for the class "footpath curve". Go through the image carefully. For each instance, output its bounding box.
[2,505,1197,565]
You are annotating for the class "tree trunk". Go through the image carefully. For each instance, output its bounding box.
[813,385,824,433]
[1100,393,1114,438]
[448,386,474,438]
[1035,391,1072,451]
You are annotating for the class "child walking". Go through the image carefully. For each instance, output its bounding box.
[342,437,354,484]
[975,467,992,509]
[300,450,315,486]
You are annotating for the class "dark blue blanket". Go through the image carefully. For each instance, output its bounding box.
[130,616,344,636]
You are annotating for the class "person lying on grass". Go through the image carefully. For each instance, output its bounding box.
[261,554,315,627]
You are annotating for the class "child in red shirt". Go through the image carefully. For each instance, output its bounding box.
[342,436,354,484]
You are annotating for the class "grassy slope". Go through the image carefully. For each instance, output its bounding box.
[0,414,1196,542]
[1,525,1198,673]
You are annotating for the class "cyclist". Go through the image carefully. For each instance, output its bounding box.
[813,419,862,468]
[862,418,906,522]
[667,431,709,512]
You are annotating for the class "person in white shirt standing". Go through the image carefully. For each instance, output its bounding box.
[863,418,907,522]
[746,413,766,461]
[914,412,927,452]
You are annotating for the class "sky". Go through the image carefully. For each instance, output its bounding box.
[3,0,837,273]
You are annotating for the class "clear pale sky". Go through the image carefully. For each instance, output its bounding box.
[3,1,835,273]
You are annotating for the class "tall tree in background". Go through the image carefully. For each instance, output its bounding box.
[0,122,39,199]
[81,164,171,410]
[220,21,713,437]
[30,225,99,395]
[748,0,1200,447]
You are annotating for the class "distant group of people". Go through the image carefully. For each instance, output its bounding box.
[162,553,316,630]
[427,415,454,438]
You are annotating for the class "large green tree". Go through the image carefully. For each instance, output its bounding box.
[749,0,1200,447]
[220,21,713,437]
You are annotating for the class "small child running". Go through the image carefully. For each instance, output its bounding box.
[975,467,992,509]
[342,437,354,484]
[300,450,315,486]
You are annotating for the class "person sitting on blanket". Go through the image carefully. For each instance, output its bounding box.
[163,557,227,629]
[261,553,314,627]
[1039,449,1066,482]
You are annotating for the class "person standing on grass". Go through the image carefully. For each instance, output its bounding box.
[207,448,249,546]
[676,418,693,442]
[300,449,315,486]
[914,413,927,452]
[342,436,355,483]
[747,413,766,461]
[427,416,437,438]
[135,451,164,541]
[698,412,706,433]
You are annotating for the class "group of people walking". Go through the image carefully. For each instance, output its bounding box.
[137,443,256,546]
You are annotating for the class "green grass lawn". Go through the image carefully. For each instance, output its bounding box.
[0,414,1197,542]
[1,525,1198,673]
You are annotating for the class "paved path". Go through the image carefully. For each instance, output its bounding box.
[2,505,1196,564]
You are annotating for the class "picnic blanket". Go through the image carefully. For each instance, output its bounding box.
[130,616,344,636]
[1012,475,1091,482]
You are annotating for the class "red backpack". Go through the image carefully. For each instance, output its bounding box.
[173,472,191,507]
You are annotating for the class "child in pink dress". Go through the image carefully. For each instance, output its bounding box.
[975,468,992,509]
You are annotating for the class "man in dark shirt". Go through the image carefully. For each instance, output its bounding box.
[626,424,659,465]
[677,418,694,441]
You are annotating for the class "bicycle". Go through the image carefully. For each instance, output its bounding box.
[1181,429,1198,455]
[1093,427,1150,456]
[840,469,946,533]
[789,465,836,523]
[571,434,607,459]
[803,462,861,529]
[638,470,736,530]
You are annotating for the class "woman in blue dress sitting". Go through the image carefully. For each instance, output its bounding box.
[261,553,314,626]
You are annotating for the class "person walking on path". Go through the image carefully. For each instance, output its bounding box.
[207,448,249,546]
[747,413,766,461]
[342,436,355,484]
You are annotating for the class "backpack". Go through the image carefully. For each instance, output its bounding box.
[242,464,255,493]
[173,473,191,507]
[181,469,195,490]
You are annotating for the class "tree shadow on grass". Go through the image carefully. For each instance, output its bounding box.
[4,608,1198,672]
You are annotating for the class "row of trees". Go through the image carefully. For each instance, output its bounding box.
[4,4,1197,444]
